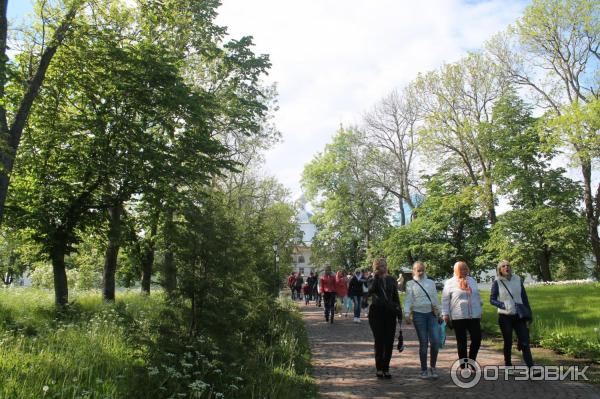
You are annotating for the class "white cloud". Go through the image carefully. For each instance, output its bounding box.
[216,0,529,198]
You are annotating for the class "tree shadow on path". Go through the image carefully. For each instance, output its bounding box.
[301,303,600,399]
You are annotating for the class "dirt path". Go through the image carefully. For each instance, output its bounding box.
[301,303,600,399]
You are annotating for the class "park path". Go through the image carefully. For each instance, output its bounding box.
[301,303,600,399]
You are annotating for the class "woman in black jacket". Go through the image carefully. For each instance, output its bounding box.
[348,268,367,322]
[368,258,402,379]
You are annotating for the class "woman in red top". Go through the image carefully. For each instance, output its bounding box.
[319,265,337,323]
[335,270,349,318]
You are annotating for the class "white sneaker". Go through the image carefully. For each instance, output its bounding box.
[429,367,438,379]
[419,370,430,379]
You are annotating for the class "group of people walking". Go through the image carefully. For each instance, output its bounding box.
[305,257,536,380]
[287,266,371,323]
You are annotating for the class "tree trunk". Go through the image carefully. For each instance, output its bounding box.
[102,204,122,301]
[581,162,600,278]
[538,247,552,282]
[140,221,157,295]
[51,245,69,306]
[484,174,497,225]
[189,291,197,336]
[161,209,177,295]
[0,4,80,225]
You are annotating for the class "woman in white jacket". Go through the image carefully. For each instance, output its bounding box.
[442,261,482,364]
[403,261,441,379]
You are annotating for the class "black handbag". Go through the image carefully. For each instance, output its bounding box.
[396,330,404,352]
[515,303,532,321]
[499,280,532,321]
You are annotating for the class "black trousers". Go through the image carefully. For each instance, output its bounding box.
[452,318,481,362]
[498,314,534,367]
[368,305,397,372]
[323,292,336,319]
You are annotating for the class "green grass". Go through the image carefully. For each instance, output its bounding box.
[0,288,162,399]
[0,288,317,399]
[479,282,600,362]
[401,282,600,363]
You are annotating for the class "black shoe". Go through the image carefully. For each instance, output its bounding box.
[383,372,392,379]
[376,371,384,379]
[330,315,334,324]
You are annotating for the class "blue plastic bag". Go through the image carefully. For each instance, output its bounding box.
[437,320,446,349]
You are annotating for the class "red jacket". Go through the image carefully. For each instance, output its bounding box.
[335,273,348,297]
[287,275,296,288]
[320,273,336,293]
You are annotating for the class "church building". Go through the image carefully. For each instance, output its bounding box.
[292,201,317,276]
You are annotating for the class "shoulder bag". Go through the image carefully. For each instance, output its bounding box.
[499,279,532,321]
[413,279,441,316]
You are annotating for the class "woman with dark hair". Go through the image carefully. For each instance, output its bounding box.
[490,260,536,370]
[368,258,402,379]
[319,265,337,323]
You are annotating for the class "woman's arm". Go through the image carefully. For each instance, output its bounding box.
[441,281,451,316]
[520,280,530,308]
[367,276,378,296]
[403,281,413,318]
[391,278,401,307]
[490,280,506,309]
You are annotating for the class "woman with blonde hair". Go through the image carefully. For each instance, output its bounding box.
[442,261,482,364]
[490,260,535,369]
[368,258,402,379]
[404,261,441,379]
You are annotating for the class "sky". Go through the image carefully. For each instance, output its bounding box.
[214,0,529,199]
[8,0,531,201]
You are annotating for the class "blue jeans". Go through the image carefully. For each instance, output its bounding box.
[412,311,440,371]
[351,295,362,318]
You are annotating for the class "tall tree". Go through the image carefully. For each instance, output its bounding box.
[302,127,392,269]
[6,0,268,305]
[485,90,588,281]
[0,0,84,224]
[362,86,420,225]
[487,0,600,276]
[383,172,489,278]
[415,52,509,225]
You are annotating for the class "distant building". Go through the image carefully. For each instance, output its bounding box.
[292,200,317,277]
[391,193,424,227]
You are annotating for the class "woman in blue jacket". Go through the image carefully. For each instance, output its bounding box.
[490,260,535,369]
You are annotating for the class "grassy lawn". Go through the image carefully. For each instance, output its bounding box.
[0,288,316,399]
[480,282,600,363]
[402,282,600,363]
[0,288,161,398]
